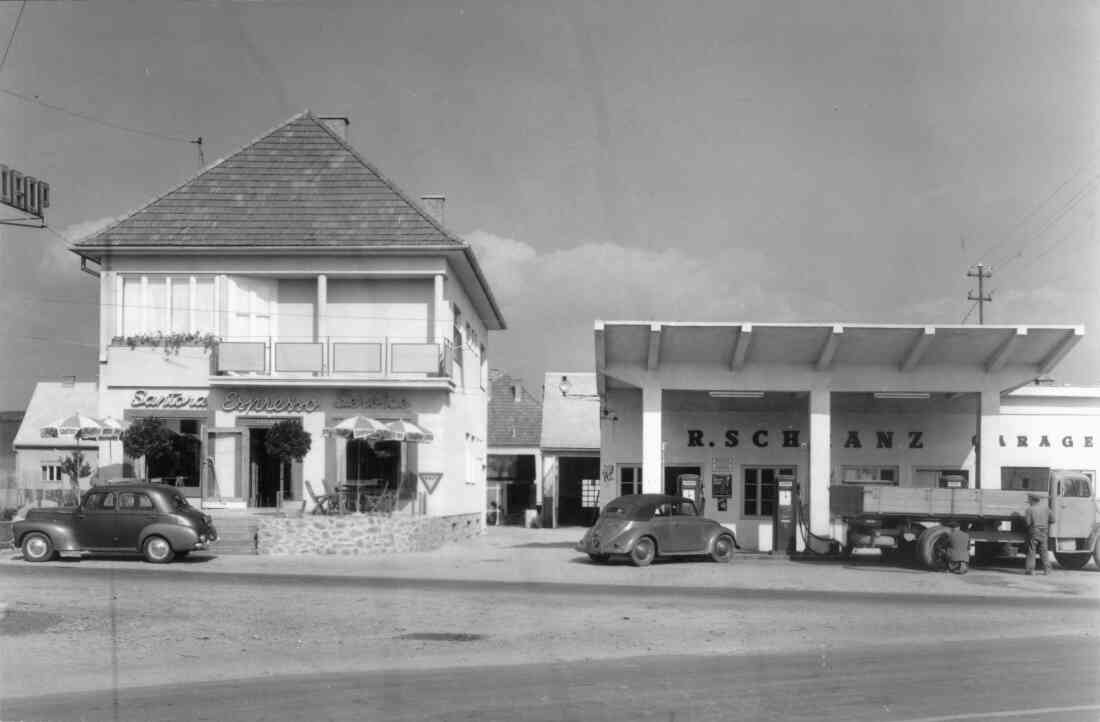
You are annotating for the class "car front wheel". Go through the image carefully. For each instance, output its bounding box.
[142,535,175,564]
[711,534,736,563]
[630,537,656,567]
[22,532,55,562]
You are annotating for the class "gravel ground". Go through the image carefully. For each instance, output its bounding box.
[3,527,1098,703]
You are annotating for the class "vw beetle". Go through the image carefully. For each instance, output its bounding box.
[576,494,739,566]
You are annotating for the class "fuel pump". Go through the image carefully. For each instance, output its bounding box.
[773,474,798,554]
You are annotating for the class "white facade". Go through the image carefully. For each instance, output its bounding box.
[69,113,504,517]
[595,322,1093,551]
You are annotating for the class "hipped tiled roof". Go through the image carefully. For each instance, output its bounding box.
[487,370,543,447]
[74,112,464,249]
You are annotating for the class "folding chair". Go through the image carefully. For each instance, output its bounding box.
[305,480,337,515]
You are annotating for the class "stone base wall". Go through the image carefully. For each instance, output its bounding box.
[256,513,483,555]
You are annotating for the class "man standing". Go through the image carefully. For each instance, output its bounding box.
[1024,493,1055,575]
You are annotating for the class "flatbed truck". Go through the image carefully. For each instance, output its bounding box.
[830,469,1100,570]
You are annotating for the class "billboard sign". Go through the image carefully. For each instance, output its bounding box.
[1,164,50,219]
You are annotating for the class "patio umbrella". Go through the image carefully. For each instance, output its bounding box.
[88,416,126,440]
[322,415,391,440]
[40,412,107,440]
[385,419,434,443]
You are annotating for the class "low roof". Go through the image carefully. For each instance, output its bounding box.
[596,321,1084,392]
[540,372,600,451]
[14,382,100,450]
[487,370,542,448]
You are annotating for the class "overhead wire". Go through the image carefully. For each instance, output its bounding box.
[0,87,197,144]
[0,0,26,75]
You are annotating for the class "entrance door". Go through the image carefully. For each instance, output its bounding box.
[249,428,292,508]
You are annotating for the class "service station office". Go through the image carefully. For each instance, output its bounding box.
[595,322,1087,552]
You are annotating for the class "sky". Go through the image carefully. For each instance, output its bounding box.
[0,0,1098,410]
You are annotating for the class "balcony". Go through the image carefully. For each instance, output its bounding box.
[210,337,455,388]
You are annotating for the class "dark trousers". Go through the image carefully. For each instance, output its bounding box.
[1025,530,1051,573]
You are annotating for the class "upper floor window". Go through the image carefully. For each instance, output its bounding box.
[121,275,215,336]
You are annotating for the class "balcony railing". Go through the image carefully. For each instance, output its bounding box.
[212,337,454,379]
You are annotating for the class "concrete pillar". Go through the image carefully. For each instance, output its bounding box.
[642,383,662,494]
[101,271,116,363]
[335,435,348,484]
[978,389,1001,489]
[316,274,327,341]
[808,388,832,548]
[433,274,445,345]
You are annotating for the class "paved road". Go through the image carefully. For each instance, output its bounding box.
[5,634,1098,722]
[3,562,1098,608]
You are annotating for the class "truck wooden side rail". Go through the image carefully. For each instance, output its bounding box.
[830,470,1100,571]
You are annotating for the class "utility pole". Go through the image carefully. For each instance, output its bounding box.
[967,264,993,324]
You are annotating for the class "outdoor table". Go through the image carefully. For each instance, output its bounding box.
[339,480,385,513]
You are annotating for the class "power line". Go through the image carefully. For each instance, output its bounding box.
[0,0,26,75]
[973,149,1100,268]
[0,87,196,144]
[959,300,979,325]
[991,174,1099,275]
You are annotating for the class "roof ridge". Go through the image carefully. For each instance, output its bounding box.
[307,113,467,250]
[71,110,314,250]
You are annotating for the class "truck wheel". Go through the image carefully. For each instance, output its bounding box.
[142,535,176,564]
[630,537,656,567]
[21,532,56,562]
[918,526,951,571]
[1054,552,1092,570]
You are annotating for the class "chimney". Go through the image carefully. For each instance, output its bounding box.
[421,195,445,224]
[318,116,350,141]
[512,385,521,402]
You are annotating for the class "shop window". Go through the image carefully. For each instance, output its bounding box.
[1001,467,1051,492]
[620,465,643,497]
[346,439,401,487]
[841,466,898,485]
[743,467,793,518]
[913,468,969,489]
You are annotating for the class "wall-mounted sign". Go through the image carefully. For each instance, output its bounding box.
[972,434,1095,449]
[334,392,411,410]
[711,473,733,498]
[1,164,50,218]
[687,429,927,449]
[130,390,208,409]
[222,391,320,414]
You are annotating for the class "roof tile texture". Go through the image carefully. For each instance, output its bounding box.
[487,371,543,447]
[75,113,460,249]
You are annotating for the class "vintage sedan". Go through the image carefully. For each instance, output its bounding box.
[12,483,218,563]
[575,494,739,566]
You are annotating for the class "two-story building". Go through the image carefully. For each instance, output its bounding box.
[71,112,505,517]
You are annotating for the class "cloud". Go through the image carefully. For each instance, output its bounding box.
[465,229,849,388]
[34,215,119,275]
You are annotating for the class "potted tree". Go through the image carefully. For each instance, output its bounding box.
[264,419,312,512]
[121,417,176,480]
[59,450,92,506]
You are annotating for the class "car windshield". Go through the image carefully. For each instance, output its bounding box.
[171,494,192,510]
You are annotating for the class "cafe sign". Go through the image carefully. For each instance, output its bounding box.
[131,390,208,409]
[222,391,320,414]
[334,392,410,411]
